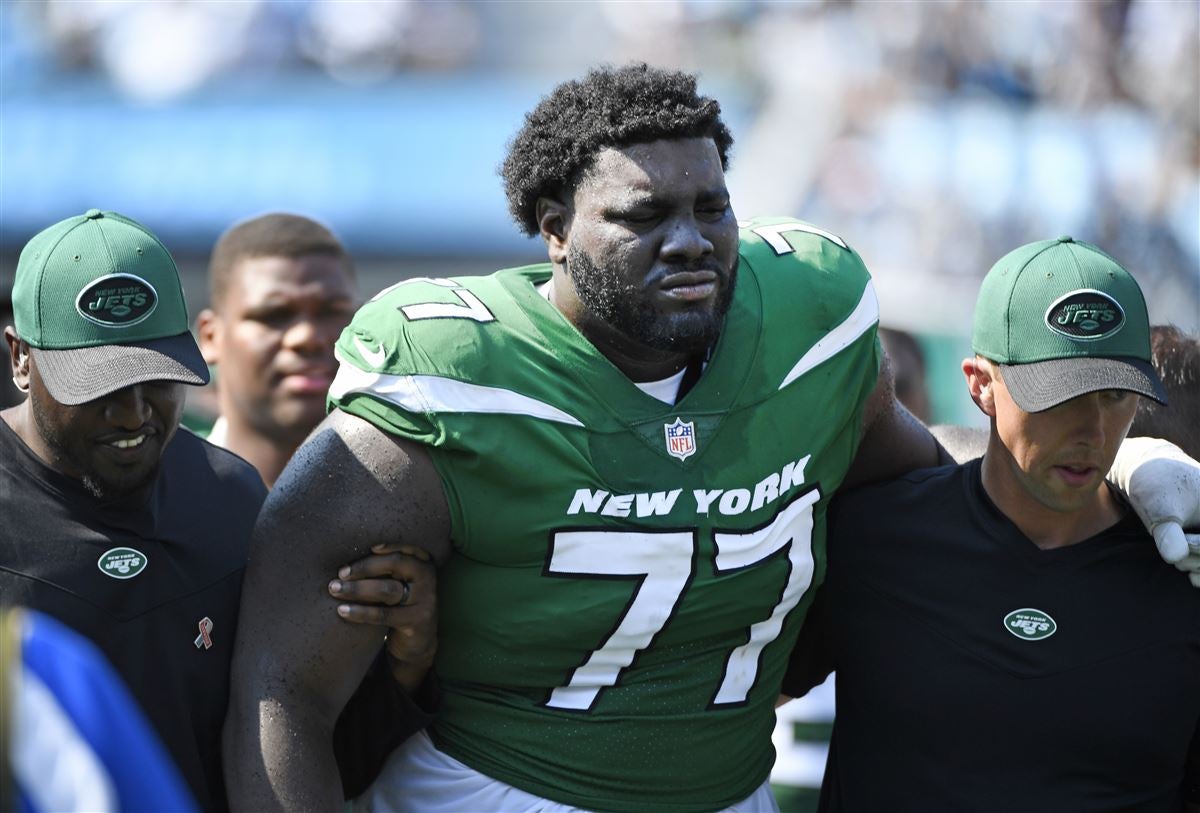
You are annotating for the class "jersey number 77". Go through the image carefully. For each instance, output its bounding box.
[542,488,820,713]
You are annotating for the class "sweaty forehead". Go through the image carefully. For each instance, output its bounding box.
[576,137,726,205]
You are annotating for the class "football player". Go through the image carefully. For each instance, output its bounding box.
[225,65,1200,812]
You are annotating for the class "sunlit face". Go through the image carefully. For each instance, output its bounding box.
[203,254,355,446]
[562,137,739,357]
[990,369,1139,514]
[27,371,185,499]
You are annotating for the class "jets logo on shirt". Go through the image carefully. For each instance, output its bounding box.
[97,547,148,579]
[664,418,697,461]
[1003,608,1056,640]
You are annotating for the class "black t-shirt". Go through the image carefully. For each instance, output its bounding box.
[0,421,266,812]
[785,459,1200,813]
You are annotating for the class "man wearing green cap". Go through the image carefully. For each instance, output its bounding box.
[782,237,1200,812]
[0,210,453,811]
[0,209,266,811]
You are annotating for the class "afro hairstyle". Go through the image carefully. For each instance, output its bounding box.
[500,63,734,236]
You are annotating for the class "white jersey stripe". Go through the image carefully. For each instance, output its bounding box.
[778,281,879,390]
[331,350,585,427]
[15,664,119,813]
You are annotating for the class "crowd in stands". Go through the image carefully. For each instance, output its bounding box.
[2,2,1194,336]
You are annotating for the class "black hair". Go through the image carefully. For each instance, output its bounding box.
[1131,324,1200,459]
[500,63,734,236]
[208,213,352,310]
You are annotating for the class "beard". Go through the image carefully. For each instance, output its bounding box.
[31,398,161,501]
[565,244,738,357]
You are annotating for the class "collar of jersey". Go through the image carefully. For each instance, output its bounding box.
[496,264,761,425]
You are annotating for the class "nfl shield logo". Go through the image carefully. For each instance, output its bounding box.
[664,417,697,461]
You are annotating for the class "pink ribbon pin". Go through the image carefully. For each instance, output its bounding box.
[194,617,214,650]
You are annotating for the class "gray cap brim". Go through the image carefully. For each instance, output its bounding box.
[999,356,1167,413]
[31,332,209,406]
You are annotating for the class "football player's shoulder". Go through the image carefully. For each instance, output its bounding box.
[343,271,504,344]
[336,266,544,379]
[737,215,873,328]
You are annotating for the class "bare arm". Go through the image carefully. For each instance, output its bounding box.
[843,349,951,490]
[223,409,450,812]
[330,544,439,691]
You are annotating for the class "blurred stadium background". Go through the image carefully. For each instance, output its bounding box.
[0,1,1196,807]
[2,0,1197,426]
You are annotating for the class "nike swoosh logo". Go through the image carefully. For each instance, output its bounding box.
[352,336,387,368]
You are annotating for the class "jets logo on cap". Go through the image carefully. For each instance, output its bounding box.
[76,273,158,327]
[1044,289,1124,341]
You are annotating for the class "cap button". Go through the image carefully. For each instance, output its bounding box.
[84,208,103,219]
[1056,235,1074,243]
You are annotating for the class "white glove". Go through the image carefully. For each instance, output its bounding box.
[1108,437,1200,583]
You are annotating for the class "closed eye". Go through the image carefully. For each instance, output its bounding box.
[610,210,660,227]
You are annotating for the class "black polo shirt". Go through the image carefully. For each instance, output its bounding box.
[0,421,265,812]
[785,459,1200,813]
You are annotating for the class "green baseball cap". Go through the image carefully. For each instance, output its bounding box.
[972,236,1166,413]
[12,209,208,405]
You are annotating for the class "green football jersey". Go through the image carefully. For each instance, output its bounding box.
[329,217,881,812]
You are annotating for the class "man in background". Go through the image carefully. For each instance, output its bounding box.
[197,213,356,487]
